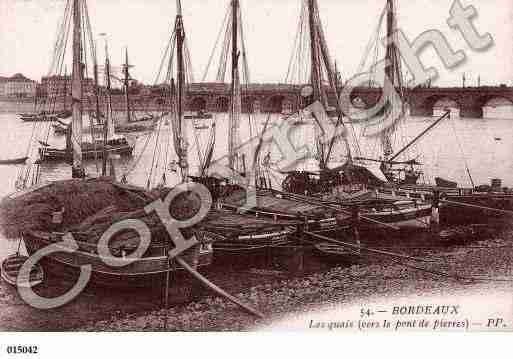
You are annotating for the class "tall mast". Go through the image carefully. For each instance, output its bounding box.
[93,47,102,126]
[382,0,398,160]
[385,0,395,88]
[228,0,241,172]
[123,48,132,123]
[103,39,114,176]
[384,0,403,92]
[307,0,323,106]
[231,0,238,87]
[63,66,68,112]
[304,0,353,168]
[176,0,189,182]
[71,0,84,178]
[334,61,339,94]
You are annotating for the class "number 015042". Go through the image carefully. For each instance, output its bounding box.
[6,346,39,355]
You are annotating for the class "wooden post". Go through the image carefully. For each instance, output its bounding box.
[162,247,172,330]
[109,156,116,180]
[164,259,171,309]
[287,215,306,274]
[297,215,309,273]
[431,190,440,234]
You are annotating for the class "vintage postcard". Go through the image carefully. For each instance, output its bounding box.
[0,0,512,354]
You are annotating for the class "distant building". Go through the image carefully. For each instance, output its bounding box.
[41,75,95,97]
[142,84,169,96]
[0,76,8,96]
[0,73,37,98]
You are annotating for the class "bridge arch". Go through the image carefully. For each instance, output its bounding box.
[267,95,285,113]
[421,95,462,117]
[215,96,230,112]
[190,96,207,112]
[242,96,256,113]
[478,96,513,119]
[282,96,295,114]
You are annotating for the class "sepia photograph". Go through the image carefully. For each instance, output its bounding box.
[0,0,512,353]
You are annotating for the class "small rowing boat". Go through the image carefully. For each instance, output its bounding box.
[435,177,458,188]
[313,242,363,265]
[20,113,58,122]
[1,254,44,288]
[0,157,28,165]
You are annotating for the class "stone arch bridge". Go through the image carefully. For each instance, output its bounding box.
[132,83,513,118]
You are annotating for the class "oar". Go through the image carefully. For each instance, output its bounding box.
[305,231,437,263]
[175,256,264,319]
[441,199,513,216]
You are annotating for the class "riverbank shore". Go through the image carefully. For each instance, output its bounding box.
[79,225,513,332]
[1,224,512,331]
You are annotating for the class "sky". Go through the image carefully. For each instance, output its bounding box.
[0,0,512,86]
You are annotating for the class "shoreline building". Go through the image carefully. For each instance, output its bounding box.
[0,73,37,98]
[40,75,95,98]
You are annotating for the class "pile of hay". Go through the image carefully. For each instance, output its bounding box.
[0,178,201,242]
[69,187,206,247]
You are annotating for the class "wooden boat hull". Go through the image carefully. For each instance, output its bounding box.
[441,194,513,225]
[23,231,212,289]
[38,145,134,162]
[219,188,349,235]
[1,254,44,288]
[212,228,294,250]
[21,115,58,122]
[114,121,156,133]
[220,202,342,233]
[330,187,433,230]
[89,118,157,134]
[359,204,432,230]
[185,114,213,120]
[196,207,300,264]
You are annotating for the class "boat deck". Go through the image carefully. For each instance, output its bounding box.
[200,209,298,240]
[222,189,341,220]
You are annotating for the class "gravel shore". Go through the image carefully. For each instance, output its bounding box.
[79,225,513,331]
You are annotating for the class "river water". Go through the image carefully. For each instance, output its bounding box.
[0,107,512,329]
[1,108,513,257]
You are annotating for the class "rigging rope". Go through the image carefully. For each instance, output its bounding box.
[449,114,475,187]
[284,1,305,84]
[147,115,165,189]
[202,3,230,82]
[237,4,250,84]
[217,16,233,82]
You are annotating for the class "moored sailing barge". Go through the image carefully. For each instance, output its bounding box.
[39,137,134,162]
